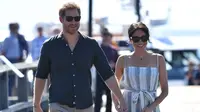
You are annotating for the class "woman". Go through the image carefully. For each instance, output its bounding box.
[112,22,168,112]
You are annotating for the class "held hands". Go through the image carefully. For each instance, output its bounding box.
[33,105,43,112]
[119,99,128,112]
[113,97,128,112]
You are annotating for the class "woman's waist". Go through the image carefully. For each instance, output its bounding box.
[122,88,157,93]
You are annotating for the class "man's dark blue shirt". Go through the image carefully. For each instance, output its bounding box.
[35,32,114,109]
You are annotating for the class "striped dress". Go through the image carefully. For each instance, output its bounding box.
[120,55,160,112]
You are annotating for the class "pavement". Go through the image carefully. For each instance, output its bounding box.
[158,86,200,112]
[100,81,200,112]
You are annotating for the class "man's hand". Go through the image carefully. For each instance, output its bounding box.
[113,100,121,112]
[112,93,121,112]
[118,98,128,112]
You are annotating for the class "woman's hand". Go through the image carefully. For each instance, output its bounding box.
[142,107,153,112]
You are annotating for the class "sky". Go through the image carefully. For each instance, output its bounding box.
[2,0,200,41]
[0,0,136,41]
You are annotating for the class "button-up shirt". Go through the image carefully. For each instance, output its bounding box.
[31,36,48,61]
[2,34,20,59]
[35,32,114,109]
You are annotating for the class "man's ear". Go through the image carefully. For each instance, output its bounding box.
[59,16,64,23]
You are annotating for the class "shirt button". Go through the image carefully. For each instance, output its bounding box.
[74,85,76,87]
[73,74,75,76]
[72,63,74,66]
[73,102,75,104]
[66,44,68,46]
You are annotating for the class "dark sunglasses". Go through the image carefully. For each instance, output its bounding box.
[65,16,81,22]
[131,36,148,43]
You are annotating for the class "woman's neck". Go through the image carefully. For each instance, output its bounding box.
[133,49,148,57]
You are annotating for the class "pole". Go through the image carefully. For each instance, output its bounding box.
[88,0,93,37]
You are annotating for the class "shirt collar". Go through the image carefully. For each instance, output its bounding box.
[58,31,85,41]
[10,33,17,38]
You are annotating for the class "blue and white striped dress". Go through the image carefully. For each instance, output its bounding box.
[120,55,160,112]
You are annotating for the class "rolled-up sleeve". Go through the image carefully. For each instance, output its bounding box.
[92,40,114,81]
[35,42,50,79]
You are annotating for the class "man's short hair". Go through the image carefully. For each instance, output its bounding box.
[9,23,19,30]
[101,27,112,37]
[59,2,81,18]
[37,27,43,32]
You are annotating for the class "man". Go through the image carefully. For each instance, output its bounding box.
[33,2,127,112]
[185,61,195,85]
[31,27,48,62]
[52,27,61,36]
[1,23,29,96]
[2,23,29,62]
[94,29,119,112]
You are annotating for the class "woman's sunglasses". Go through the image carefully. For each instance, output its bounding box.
[65,16,81,22]
[131,36,148,43]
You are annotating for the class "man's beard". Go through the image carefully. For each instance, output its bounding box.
[64,26,79,35]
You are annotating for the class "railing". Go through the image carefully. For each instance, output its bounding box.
[0,55,48,112]
[0,55,97,112]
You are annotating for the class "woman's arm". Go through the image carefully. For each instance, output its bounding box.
[148,55,169,110]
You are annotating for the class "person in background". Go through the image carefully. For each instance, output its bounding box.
[94,29,119,112]
[53,28,61,36]
[31,27,48,62]
[1,23,29,96]
[185,61,195,85]
[31,27,48,94]
[49,26,61,36]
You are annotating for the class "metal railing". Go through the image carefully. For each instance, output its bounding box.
[0,55,97,112]
[0,55,48,112]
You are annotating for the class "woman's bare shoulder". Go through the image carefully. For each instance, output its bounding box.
[149,52,163,57]
[149,52,165,62]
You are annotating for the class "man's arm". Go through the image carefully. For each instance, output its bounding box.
[104,75,124,101]
[33,78,46,107]
[33,42,50,107]
[19,34,29,57]
[92,40,127,111]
